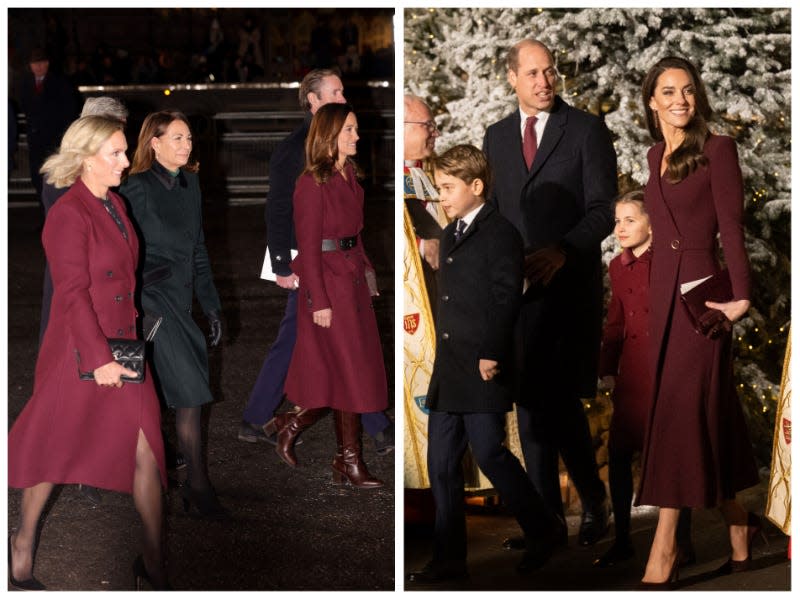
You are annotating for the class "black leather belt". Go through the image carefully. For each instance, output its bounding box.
[321,236,357,251]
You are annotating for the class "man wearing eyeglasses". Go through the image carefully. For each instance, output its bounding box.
[403,94,444,313]
[483,39,617,556]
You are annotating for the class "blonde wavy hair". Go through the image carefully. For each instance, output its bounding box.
[40,116,125,189]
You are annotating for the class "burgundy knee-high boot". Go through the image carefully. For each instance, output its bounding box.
[332,410,383,488]
[272,408,328,467]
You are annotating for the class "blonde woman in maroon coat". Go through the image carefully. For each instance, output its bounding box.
[637,57,760,588]
[277,103,387,488]
[8,117,167,590]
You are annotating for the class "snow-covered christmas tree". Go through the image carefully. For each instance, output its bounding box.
[405,7,790,463]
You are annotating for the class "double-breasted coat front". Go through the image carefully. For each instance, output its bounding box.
[598,248,652,454]
[284,166,388,413]
[426,203,524,413]
[8,179,167,494]
[637,135,759,508]
[120,162,221,409]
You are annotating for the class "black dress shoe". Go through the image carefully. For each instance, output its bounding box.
[579,505,609,546]
[407,560,468,584]
[238,420,272,443]
[79,484,101,506]
[516,518,565,573]
[502,536,527,551]
[504,518,567,551]
[372,424,395,455]
[592,539,635,567]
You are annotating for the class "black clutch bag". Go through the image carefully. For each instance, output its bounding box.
[680,269,733,335]
[78,338,145,383]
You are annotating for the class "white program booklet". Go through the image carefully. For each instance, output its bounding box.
[260,246,298,283]
[679,274,713,295]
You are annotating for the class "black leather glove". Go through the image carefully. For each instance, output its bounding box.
[206,310,222,347]
[697,308,732,340]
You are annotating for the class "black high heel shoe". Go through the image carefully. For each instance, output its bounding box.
[8,534,46,591]
[719,512,764,574]
[133,555,171,591]
[637,551,681,590]
[181,485,228,519]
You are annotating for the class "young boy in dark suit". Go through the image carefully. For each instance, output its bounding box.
[408,145,561,584]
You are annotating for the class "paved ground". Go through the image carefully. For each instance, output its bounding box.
[404,481,791,592]
[7,197,395,591]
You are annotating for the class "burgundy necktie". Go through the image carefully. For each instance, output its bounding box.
[523,115,538,170]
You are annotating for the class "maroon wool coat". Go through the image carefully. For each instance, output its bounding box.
[8,178,167,494]
[637,135,759,508]
[598,248,652,454]
[284,167,388,413]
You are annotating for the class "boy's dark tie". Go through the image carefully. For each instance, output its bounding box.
[454,218,466,241]
[523,115,538,170]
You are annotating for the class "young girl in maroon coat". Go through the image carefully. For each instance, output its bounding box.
[593,191,694,569]
[276,103,387,488]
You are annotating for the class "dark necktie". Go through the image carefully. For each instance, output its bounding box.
[523,115,538,170]
[454,218,466,241]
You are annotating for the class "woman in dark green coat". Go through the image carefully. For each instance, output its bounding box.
[121,110,225,517]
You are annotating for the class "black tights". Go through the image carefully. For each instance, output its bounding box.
[175,406,211,492]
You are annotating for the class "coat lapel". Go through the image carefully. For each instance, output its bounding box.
[527,96,567,182]
[447,204,493,253]
[74,178,138,272]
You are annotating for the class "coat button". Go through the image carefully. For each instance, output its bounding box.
[276,255,282,261]
[128,292,133,298]
[446,257,453,264]
[670,239,681,250]
[115,295,122,302]
[442,295,449,302]
[442,332,449,340]
[116,328,124,335]
[106,270,113,277]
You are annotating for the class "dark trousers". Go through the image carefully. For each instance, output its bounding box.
[516,397,606,520]
[242,289,390,436]
[609,448,635,540]
[428,410,551,563]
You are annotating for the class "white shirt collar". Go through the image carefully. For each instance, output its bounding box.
[518,107,550,140]
[458,202,485,231]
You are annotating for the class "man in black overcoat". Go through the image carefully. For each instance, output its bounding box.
[19,48,79,200]
[482,39,616,548]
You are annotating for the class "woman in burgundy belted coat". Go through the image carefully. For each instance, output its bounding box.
[277,103,387,488]
[637,57,760,588]
[8,116,167,590]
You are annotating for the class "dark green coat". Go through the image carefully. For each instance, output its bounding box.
[120,162,221,408]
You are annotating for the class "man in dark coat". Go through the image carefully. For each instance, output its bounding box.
[408,145,562,584]
[239,69,394,451]
[482,39,616,548]
[19,48,79,200]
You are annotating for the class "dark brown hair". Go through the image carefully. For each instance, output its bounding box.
[129,110,199,174]
[303,103,361,184]
[641,56,711,183]
[432,144,492,198]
